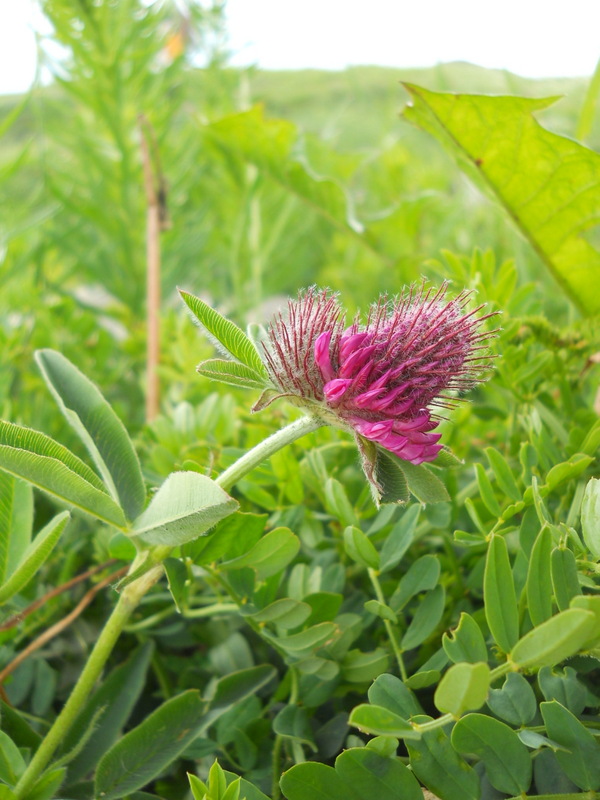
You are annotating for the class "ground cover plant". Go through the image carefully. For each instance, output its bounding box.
[1,2,600,799]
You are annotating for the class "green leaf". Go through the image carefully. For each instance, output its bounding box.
[274,622,338,654]
[35,349,146,520]
[247,598,311,630]
[484,448,521,502]
[64,642,154,783]
[451,713,532,796]
[0,444,126,528]
[403,85,600,316]
[0,730,26,786]
[335,747,423,800]
[201,665,276,731]
[28,768,66,800]
[364,600,397,623]
[372,447,410,505]
[349,704,420,739]
[324,479,359,528]
[510,608,598,668]
[388,454,450,504]
[487,673,537,726]
[0,474,32,585]
[164,557,188,612]
[475,463,501,517]
[0,420,106,492]
[390,554,440,612]
[401,585,445,650]
[368,674,422,719]
[379,505,420,573]
[130,471,238,546]
[442,612,488,664]
[273,705,317,750]
[221,527,299,579]
[179,290,267,377]
[197,359,268,390]
[570,595,600,647]
[546,453,594,491]
[407,724,480,800]
[342,649,389,683]
[95,690,205,800]
[541,700,600,790]
[581,478,600,557]
[526,525,553,626]
[280,762,351,800]
[0,511,70,604]
[551,547,581,611]
[484,535,519,653]
[204,107,366,246]
[538,666,587,719]
[343,526,379,570]
[434,662,490,716]
[191,512,266,564]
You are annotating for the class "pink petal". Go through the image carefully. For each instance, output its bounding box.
[314,331,335,382]
[340,332,370,361]
[339,345,378,378]
[324,378,352,404]
[351,418,394,438]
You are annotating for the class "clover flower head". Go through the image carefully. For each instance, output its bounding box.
[263,283,498,467]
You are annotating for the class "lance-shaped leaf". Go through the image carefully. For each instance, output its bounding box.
[0,421,106,492]
[197,358,269,390]
[35,350,146,520]
[0,444,126,528]
[0,511,70,604]
[179,290,268,377]
[403,85,600,316]
[130,471,238,546]
[0,473,33,585]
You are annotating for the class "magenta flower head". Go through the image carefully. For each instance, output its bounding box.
[261,282,498,492]
[180,282,498,504]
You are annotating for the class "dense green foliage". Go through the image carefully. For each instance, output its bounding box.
[0,2,599,800]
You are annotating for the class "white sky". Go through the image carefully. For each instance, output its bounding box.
[1,0,599,95]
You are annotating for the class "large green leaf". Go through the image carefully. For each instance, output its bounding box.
[451,713,532,796]
[179,290,268,377]
[403,85,600,316]
[204,107,372,251]
[0,421,106,492]
[130,471,238,546]
[407,723,480,800]
[0,446,126,528]
[0,511,70,604]
[35,350,146,521]
[63,642,154,784]
[0,474,33,585]
[541,700,600,790]
[94,690,205,800]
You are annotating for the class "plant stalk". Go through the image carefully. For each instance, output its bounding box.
[215,415,324,492]
[13,559,164,799]
[367,568,408,681]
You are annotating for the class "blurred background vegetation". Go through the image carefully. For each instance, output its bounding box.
[1,0,598,437]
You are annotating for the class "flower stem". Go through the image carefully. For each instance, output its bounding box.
[368,568,408,681]
[215,415,324,492]
[14,557,164,799]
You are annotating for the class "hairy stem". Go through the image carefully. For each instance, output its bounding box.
[13,558,163,799]
[215,415,324,492]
